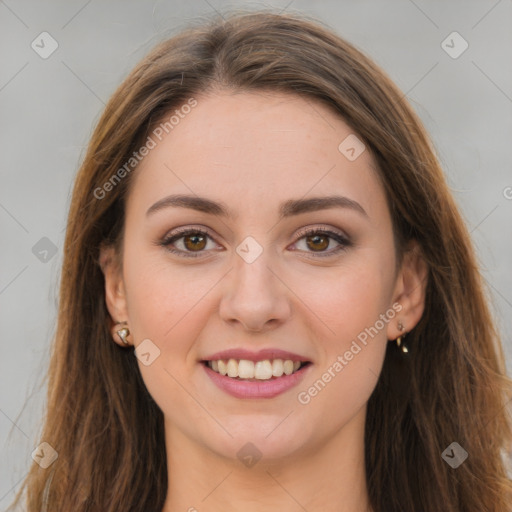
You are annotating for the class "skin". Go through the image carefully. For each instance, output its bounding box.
[100,90,427,512]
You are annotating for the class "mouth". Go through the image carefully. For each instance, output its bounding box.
[200,356,313,399]
[201,358,312,381]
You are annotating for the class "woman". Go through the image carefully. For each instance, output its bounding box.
[9,9,512,512]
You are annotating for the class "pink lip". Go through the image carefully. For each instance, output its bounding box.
[202,362,312,399]
[203,348,310,363]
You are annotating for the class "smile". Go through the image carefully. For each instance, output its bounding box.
[206,358,308,379]
[201,359,312,399]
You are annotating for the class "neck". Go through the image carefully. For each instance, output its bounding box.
[161,407,372,512]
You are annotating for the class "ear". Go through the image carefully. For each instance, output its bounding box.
[386,240,428,340]
[99,243,130,347]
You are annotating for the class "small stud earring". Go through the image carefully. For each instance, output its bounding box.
[113,321,130,345]
[396,321,408,353]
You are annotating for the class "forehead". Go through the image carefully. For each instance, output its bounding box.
[127,90,387,222]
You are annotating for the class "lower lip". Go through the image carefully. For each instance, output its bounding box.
[202,363,312,399]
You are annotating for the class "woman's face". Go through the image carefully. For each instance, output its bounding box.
[101,90,425,461]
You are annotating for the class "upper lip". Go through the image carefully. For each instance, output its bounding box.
[202,348,311,363]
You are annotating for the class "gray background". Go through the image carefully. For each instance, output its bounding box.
[1,0,511,508]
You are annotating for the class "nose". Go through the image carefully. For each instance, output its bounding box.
[218,250,292,333]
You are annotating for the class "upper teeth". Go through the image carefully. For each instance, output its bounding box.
[208,359,302,380]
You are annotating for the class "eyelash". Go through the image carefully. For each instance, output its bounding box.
[158,226,352,259]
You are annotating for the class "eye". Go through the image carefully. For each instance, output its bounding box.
[159,227,219,258]
[291,227,351,258]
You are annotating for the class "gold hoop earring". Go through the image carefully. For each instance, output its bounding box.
[113,321,130,345]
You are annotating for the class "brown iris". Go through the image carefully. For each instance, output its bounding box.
[183,233,207,251]
[305,233,329,251]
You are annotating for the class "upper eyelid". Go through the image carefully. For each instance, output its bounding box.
[164,225,349,243]
[162,225,350,254]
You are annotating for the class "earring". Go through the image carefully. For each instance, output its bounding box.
[396,321,408,354]
[113,321,131,345]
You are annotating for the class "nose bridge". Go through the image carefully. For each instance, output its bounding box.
[231,240,279,301]
[219,238,291,330]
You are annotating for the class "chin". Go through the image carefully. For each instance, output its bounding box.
[202,418,315,464]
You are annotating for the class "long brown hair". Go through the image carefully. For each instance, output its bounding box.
[8,9,512,512]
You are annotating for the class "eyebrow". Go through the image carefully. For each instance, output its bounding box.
[146,194,368,220]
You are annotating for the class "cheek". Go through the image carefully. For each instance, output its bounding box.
[122,255,218,430]
[124,253,218,355]
[294,252,394,424]
[298,248,395,347]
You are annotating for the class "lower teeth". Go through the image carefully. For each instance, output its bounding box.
[220,368,303,380]
[231,376,281,381]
